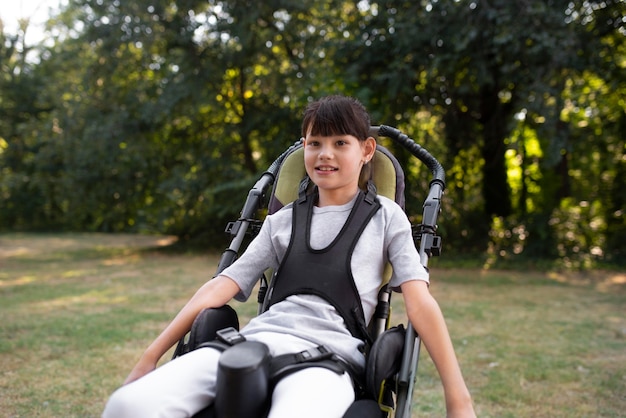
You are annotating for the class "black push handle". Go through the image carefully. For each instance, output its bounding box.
[216,139,303,274]
[374,125,446,190]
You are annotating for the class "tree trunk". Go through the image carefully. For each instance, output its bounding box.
[480,87,512,217]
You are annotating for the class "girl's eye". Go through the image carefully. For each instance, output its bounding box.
[336,140,346,146]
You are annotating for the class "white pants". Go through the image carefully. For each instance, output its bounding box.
[102,332,355,418]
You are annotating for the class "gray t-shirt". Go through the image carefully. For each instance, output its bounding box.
[221,193,428,369]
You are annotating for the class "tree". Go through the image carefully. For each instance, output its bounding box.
[0,16,57,229]
[338,0,625,265]
[4,0,367,240]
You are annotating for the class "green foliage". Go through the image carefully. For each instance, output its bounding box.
[0,0,624,264]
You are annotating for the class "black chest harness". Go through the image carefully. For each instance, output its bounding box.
[264,186,382,344]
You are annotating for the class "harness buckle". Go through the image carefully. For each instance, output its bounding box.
[216,327,246,346]
[295,345,333,363]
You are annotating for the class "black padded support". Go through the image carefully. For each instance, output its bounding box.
[342,399,385,418]
[173,305,240,358]
[365,325,406,401]
[191,306,239,348]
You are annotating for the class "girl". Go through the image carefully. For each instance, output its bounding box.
[103,95,475,418]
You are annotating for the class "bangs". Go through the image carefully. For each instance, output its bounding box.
[302,96,370,140]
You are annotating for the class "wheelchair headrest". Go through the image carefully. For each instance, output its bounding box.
[268,143,405,215]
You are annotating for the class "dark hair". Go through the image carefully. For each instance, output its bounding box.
[301,95,371,141]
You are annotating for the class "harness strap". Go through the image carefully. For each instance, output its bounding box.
[269,346,348,384]
[198,327,362,389]
[269,351,364,396]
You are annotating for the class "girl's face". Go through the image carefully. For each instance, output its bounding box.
[303,132,376,206]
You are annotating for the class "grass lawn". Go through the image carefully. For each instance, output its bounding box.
[1,233,624,417]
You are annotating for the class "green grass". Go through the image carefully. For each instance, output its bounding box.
[1,233,624,417]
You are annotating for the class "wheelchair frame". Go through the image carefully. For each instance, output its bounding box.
[202,125,444,418]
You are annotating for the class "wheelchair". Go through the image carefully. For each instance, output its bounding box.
[172,125,445,418]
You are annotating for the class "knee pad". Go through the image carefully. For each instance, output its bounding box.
[215,341,271,418]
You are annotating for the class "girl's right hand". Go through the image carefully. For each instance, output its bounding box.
[123,357,157,385]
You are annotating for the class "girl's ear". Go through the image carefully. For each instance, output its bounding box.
[363,137,376,162]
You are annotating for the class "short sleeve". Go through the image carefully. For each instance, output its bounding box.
[384,202,429,291]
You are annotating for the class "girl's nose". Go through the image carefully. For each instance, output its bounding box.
[319,145,333,159]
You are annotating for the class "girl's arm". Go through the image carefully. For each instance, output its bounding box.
[124,275,241,384]
[400,279,476,418]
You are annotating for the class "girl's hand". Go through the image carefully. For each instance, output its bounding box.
[442,365,476,418]
[123,357,157,385]
[447,406,477,418]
